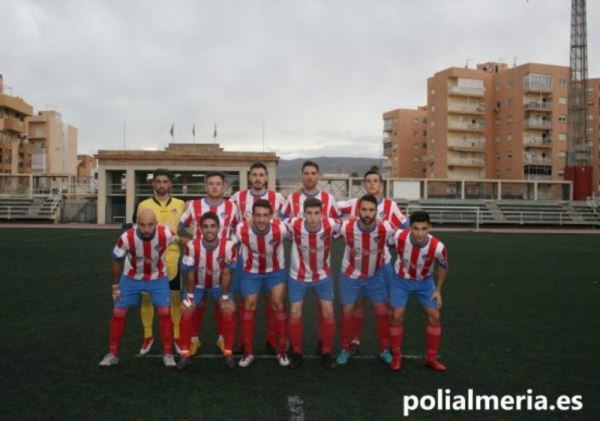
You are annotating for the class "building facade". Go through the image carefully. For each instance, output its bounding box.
[0,75,33,174]
[28,110,78,176]
[382,107,427,178]
[384,62,600,192]
[96,143,279,224]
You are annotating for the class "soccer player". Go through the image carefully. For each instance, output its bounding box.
[235,199,289,367]
[136,169,186,357]
[99,209,179,368]
[337,170,408,355]
[230,162,285,355]
[177,212,237,369]
[179,171,239,354]
[336,194,396,366]
[281,160,340,220]
[286,198,339,369]
[281,160,340,354]
[388,211,448,372]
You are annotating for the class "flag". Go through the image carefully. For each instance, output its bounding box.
[192,122,196,137]
[213,123,217,140]
[169,123,174,137]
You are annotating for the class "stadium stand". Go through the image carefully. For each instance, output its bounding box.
[0,195,63,222]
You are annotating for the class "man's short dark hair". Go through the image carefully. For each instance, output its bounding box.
[410,211,431,225]
[205,171,225,182]
[302,160,319,173]
[252,199,273,214]
[153,169,172,181]
[360,194,378,207]
[363,170,382,182]
[201,211,220,227]
[303,197,322,212]
[250,162,268,173]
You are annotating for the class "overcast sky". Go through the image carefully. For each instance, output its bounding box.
[1,0,599,159]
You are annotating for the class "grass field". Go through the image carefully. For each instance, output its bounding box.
[1,228,599,420]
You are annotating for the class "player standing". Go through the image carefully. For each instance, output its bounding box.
[99,209,179,368]
[236,199,290,367]
[136,169,186,357]
[388,211,448,372]
[337,170,408,354]
[179,171,239,355]
[281,160,340,354]
[177,212,237,369]
[230,162,285,354]
[286,198,339,369]
[336,194,395,366]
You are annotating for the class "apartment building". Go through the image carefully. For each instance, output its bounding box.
[382,107,427,178]
[0,75,33,174]
[28,110,79,175]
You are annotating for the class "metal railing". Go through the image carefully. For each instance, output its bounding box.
[501,210,570,225]
[407,205,481,230]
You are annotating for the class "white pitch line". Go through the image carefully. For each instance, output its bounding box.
[287,395,305,421]
[136,353,426,359]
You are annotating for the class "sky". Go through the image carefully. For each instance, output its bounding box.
[1,0,598,159]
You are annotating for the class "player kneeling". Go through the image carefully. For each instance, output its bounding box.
[177,212,237,369]
[99,209,180,368]
[286,198,339,369]
[388,211,448,372]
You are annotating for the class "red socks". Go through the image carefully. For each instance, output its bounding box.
[108,308,128,355]
[390,324,404,357]
[426,324,442,361]
[351,309,364,343]
[289,316,303,354]
[321,317,335,354]
[157,306,173,354]
[241,309,256,356]
[374,304,390,351]
[222,310,235,353]
[340,311,352,351]
[274,310,288,354]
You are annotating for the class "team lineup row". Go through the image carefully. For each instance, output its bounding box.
[99,161,449,372]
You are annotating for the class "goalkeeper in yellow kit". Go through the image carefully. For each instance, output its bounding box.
[136,169,187,356]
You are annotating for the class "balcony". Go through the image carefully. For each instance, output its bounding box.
[523,155,552,165]
[447,103,485,115]
[383,119,394,132]
[447,120,485,132]
[523,137,552,148]
[523,82,552,93]
[524,174,552,180]
[447,157,484,167]
[448,139,486,151]
[523,101,553,112]
[383,141,395,156]
[448,85,485,97]
[423,155,435,162]
[524,119,552,129]
[1,118,27,134]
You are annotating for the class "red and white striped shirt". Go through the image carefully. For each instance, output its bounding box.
[235,219,288,274]
[286,217,341,282]
[340,219,395,279]
[281,190,340,220]
[112,224,177,281]
[230,189,285,222]
[179,198,239,240]
[181,237,236,289]
[338,197,408,229]
[393,229,448,281]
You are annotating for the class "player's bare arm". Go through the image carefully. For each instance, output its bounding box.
[431,267,448,310]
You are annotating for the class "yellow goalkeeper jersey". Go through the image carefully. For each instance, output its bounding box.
[137,196,186,279]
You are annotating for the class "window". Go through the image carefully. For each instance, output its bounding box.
[430,121,435,128]
[430,89,435,95]
[507,98,512,107]
[507,80,513,89]
[431,105,435,112]
[559,78,567,87]
[507,153,513,159]
[523,73,553,91]
[495,135,501,143]
[559,97,567,105]
[559,133,567,141]
[507,116,513,124]
[558,115,567,123]
[506,134,513,142]
[559,152,566,159]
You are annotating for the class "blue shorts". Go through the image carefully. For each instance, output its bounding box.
[383,263,394,296]
[231,255,244,294]
[115,275,170,308]
[339,270,387,305]
[240,270,286,297]
[389,275,438,309]
[191,286,223,306]
[288,276,334,303]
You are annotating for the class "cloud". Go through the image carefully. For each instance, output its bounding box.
[1,0,598,158]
